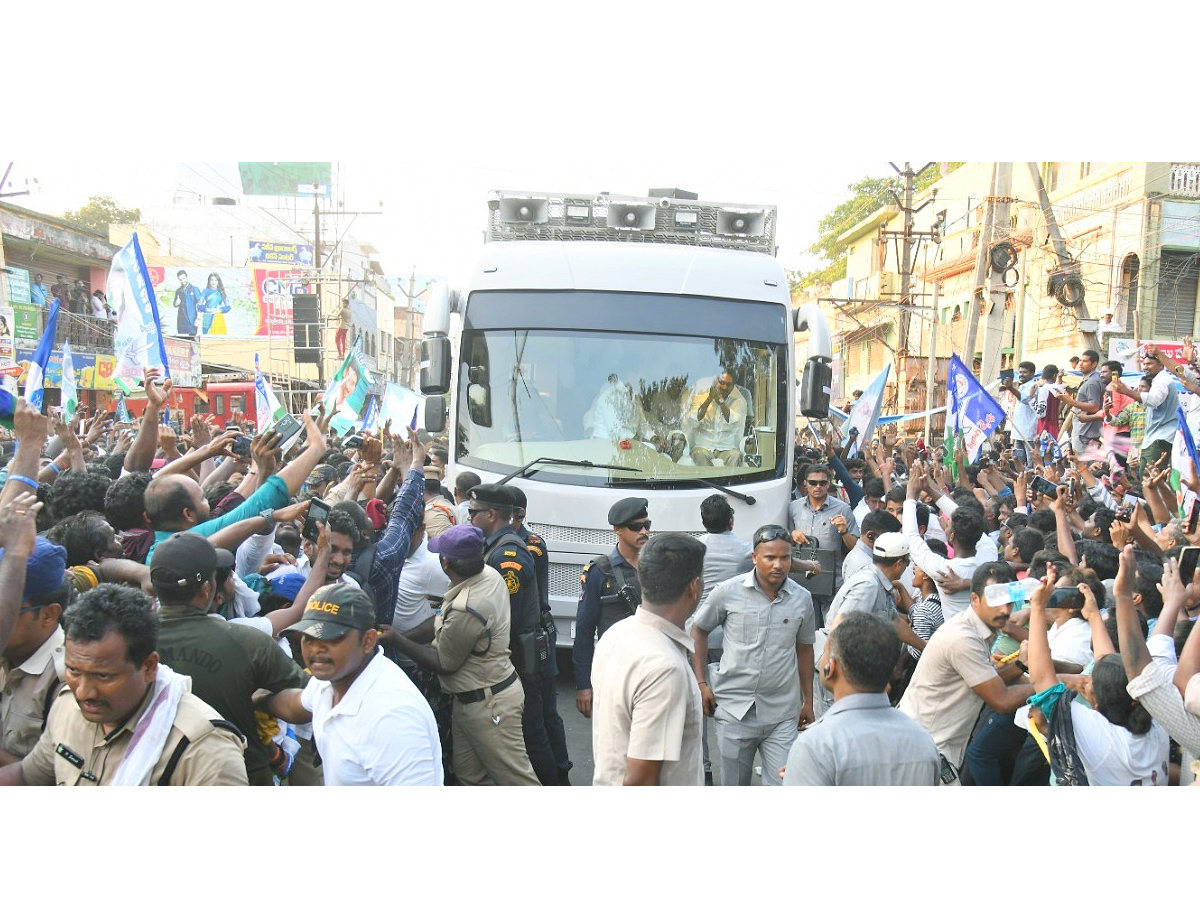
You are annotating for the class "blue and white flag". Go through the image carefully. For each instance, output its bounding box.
[1174,405,1200,476]
[254,353,285,432]
[24,299,61,410]
[946,353,1007,464]
[360,394,378,433]
[61,340,78,425]
[841,364,890,454]
[116,395,132,424]
[109,233,171,382]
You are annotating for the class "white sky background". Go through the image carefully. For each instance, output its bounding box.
[4,2,1169,291]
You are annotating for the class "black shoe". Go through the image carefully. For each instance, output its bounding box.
[704,772,714,786]
[558,767,572,786]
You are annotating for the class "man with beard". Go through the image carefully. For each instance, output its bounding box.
[897,561,1036,784]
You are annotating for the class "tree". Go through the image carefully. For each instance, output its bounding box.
[792,164,963,292]
[62,195,140,231]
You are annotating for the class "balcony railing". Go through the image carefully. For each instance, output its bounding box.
[1169,163,1200,198]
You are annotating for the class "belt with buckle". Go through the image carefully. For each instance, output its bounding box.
[455,670,519,705]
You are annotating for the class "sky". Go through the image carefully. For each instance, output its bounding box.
[3,158,894,288]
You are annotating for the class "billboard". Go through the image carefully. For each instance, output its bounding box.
[16,348,118,390]
[154,267,312,339]
[238,162,331,198]
[249,241,314,266]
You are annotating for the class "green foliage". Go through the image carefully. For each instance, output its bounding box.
[797,163,965,290]
[62,195,140,231]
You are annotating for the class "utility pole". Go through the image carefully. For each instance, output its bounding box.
[979,162,1013,385]
[881,161,938,416]
[963,163,999,369]
[396,269,432,389]
[1025,162,1102,355]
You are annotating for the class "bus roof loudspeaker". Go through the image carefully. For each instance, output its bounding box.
[606,202,656,231]
[717,209,766,238]
[498,197,549,224]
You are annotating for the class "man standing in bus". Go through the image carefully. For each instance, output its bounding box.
[684,371,748,467]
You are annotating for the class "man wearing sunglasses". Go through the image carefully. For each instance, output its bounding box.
[692,525,816,786]
[789,463,859,625]
[574,497,650,720]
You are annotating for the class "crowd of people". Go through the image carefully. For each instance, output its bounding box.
[2,338,1200,788]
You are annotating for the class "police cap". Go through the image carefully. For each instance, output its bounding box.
[608,497,649,526]
[468,483,513,509]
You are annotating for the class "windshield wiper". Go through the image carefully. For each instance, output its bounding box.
[496,457,640,485]
[636,476,757,506]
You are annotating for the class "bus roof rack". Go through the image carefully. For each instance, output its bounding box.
[487,191,777,255]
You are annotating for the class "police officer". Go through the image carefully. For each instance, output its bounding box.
[467,484,557,786]
[384,524,540,785]
[509,485,573,785]
[572,497,648,719]
[0,584,248,786]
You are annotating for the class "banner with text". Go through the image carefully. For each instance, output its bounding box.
[153,266,311,339]
[249,241,314,266]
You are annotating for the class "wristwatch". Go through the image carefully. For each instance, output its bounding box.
[258,509,276,535]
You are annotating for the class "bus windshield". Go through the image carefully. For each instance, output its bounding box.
[456,325,788,488]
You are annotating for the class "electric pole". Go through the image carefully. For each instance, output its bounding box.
[963,163,999,370]
[880,162,938,409]
[979,162,1013,384]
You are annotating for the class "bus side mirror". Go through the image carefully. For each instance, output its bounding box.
[799,359,832,419]
[424,395,447,433]
[420,337,452,394]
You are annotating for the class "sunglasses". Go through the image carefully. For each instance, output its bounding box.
[806,479,829,486]
[753,526,792,546]
[466,507,490,518]
[622,520,652,532]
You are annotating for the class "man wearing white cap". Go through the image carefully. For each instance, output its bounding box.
[814,533,920,717]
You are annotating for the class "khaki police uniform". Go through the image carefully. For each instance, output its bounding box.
[1,627,65,760]
[20,681,248,786]
[435,566,539,786]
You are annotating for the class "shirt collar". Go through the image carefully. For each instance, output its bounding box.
[17,625,64,676]
[740,569,801,602]
[632,606,694,654]
[826,691,891,716]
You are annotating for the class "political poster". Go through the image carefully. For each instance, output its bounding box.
[249,241,314,267]
[0,306,14,362]
[163,338,201,387]
[12,304,40,342]
[4,267,31,306]
[321,342,375,436]
[377,381,424,434]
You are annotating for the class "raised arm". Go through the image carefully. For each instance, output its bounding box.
[275,412,329,497]
[123,369,171,472]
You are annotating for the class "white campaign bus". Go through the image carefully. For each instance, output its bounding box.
[419,190,832,645]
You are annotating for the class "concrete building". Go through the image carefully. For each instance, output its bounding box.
[820,162,1200,432]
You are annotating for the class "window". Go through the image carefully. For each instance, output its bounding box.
[214,395,226,416]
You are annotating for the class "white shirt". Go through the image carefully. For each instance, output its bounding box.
[393,538,448,632]
[1047,617,1094,668]
[1071,707,1169,787]
[300,649,442,786]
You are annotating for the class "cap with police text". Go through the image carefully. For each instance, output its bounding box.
[284,583,375,640]
[608,497,648,526]
[872,533,910,561]
[469,484,513,509]
[428,524,486,560]
[0,537,67,602]
[150,532,234,591]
